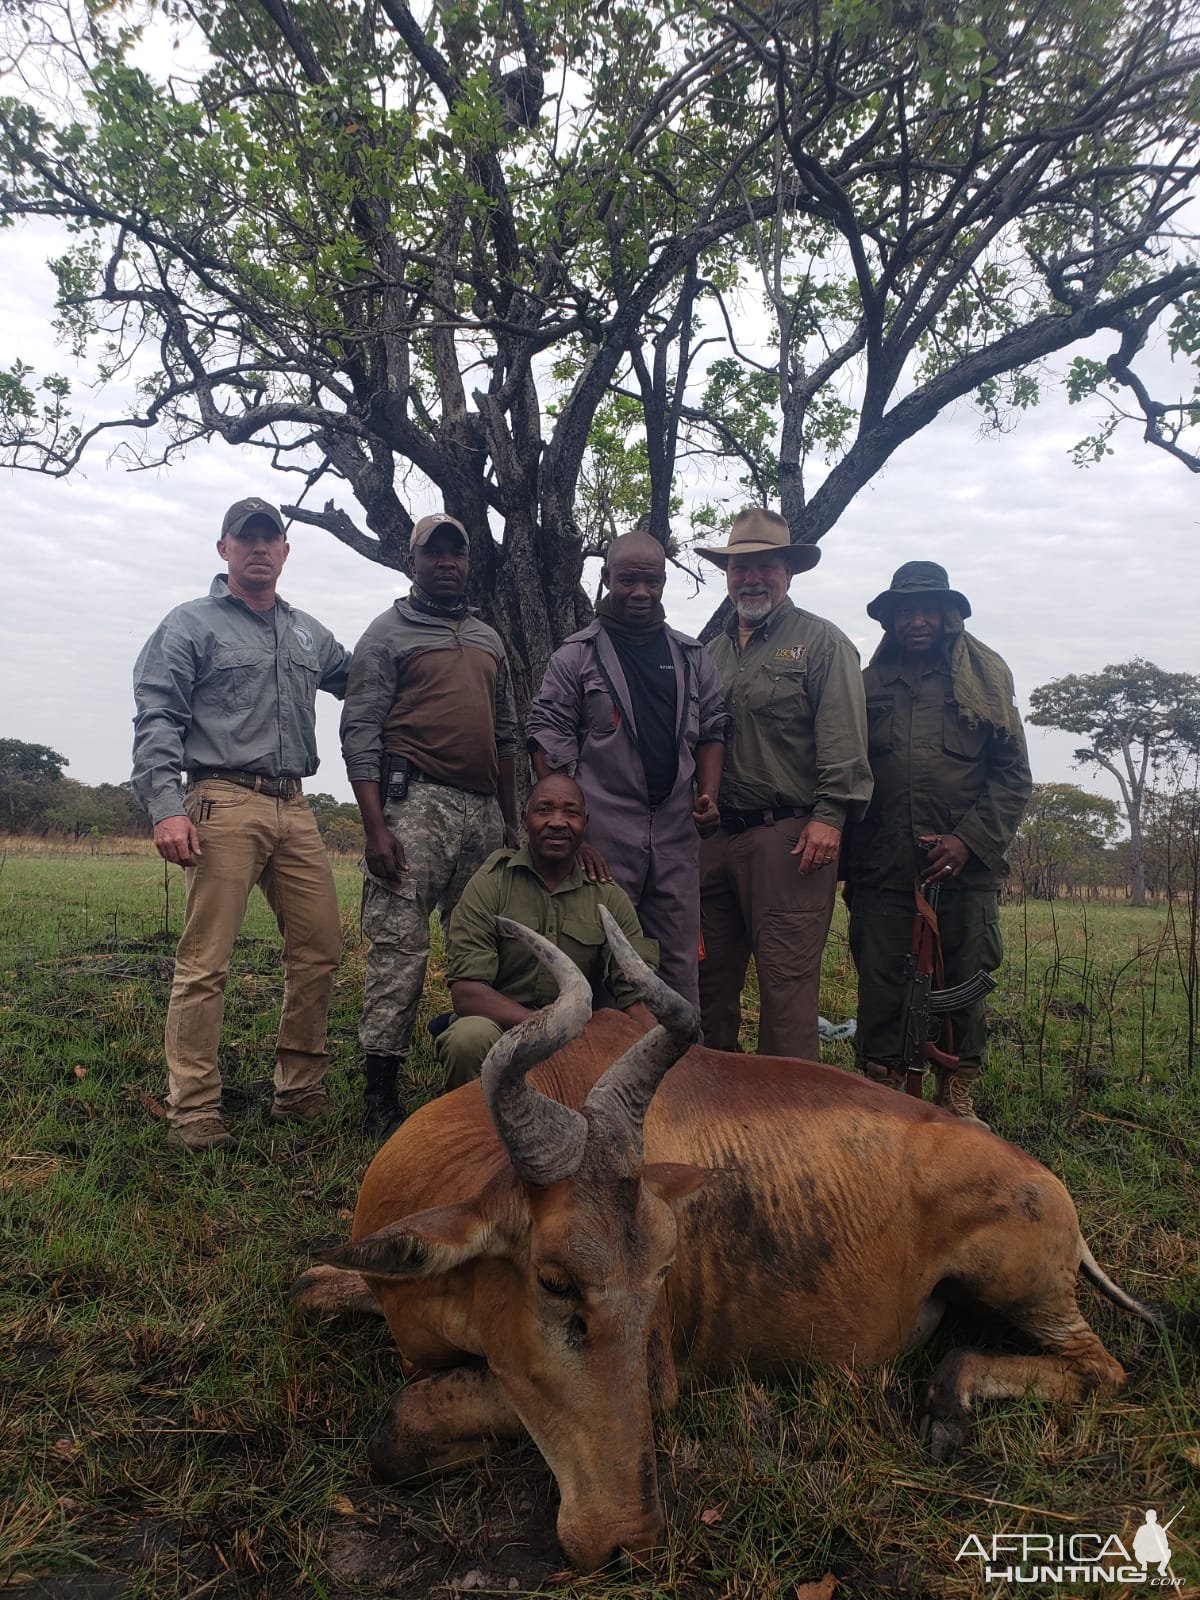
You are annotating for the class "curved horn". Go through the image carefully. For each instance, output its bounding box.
[481,917,590,1186]
[583,906,699,1150]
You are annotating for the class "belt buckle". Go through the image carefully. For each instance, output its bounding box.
[278,777,299,800]
[721,810,746,834]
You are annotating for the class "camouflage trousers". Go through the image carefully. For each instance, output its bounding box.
[358,781,504,1056]
[846,883,1003,1072]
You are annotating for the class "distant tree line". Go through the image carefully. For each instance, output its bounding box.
[1029,660,1200,907]
[0,739,362,850]
[1010,781,1200,904]
[6,720,1198,896]
[0,738,143,841]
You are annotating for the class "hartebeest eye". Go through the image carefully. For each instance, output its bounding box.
[536,1269,578,1299]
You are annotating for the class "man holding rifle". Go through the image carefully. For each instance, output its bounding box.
[844,563,1032,1124]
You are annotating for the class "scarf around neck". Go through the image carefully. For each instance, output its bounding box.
[409,583,469,620]
[595,593,667,640]
[873,613,1024,741]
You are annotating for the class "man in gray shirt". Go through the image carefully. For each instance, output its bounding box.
[132,497,350,1151]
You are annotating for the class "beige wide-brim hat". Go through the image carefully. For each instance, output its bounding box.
[694,507,821,572]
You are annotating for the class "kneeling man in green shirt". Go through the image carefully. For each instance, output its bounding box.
[438,773,659,1089]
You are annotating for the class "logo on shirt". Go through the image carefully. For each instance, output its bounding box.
[775,644,807,661]
[292,625,314,651]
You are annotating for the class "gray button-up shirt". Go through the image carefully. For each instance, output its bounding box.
[131,575,351,825]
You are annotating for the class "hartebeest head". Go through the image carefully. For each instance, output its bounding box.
[322,911,707,1568]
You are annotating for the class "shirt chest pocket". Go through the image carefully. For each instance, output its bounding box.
[209,644,266,713]
[866,696,895,756]
[556,913,605,1000]
[581,672,620,741]
[942,698,989,762]
[754,661,810,722]
[287,645,320,697]
[684,685,701,744]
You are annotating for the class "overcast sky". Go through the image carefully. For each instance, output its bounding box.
[1,216,1196,815]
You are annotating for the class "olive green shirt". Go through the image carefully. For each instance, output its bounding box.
[445,847,659,1011]
[706,598,872,827]
[847,644,1033,890]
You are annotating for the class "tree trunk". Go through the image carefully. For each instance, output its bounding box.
[1129,806,1147,908]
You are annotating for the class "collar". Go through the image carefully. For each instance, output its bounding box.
[723,594,795,641]
[393,594,475,626]
[209,574,289,613]
[508,843,587,892]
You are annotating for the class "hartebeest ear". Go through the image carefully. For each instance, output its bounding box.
[316,1202,503,1279]
[641,1162,715,1210]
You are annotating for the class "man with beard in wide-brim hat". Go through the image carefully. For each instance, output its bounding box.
[696,508,872,1059]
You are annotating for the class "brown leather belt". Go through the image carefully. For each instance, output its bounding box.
[189,768,303,800]
[719,804,802,833]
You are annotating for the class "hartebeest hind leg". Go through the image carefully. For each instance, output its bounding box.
[921,1324,1127,1462]
[369,1365,525,1481]
[921,1202,1128,1462]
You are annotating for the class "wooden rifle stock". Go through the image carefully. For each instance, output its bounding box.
[898,880,996,1097]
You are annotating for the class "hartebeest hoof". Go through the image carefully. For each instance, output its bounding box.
[367,1397,490,1482]
[919,1403,971,1464]
[919,1351,974,1463]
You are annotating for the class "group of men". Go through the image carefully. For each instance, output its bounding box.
[131,497,1032,1152]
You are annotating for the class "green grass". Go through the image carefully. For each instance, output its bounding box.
[1,851,1198,1598]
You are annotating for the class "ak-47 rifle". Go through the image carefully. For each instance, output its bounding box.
[898,872,997,1097]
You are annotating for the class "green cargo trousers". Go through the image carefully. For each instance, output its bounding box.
[437,1015,505,1091]
[847,883,1003,1072]
[165,780,342,1128]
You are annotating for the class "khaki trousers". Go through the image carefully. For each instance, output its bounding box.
[698,817,837,1060]
[165,781,342,1127]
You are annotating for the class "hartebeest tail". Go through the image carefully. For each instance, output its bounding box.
[1079,1243,1167,1328]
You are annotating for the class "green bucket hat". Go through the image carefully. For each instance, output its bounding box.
[866,560,971,623]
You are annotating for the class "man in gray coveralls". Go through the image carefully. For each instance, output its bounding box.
[527,530,726,1012]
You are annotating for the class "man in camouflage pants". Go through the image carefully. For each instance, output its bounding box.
[340,514,520,1136]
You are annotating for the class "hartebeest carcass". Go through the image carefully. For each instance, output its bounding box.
[292,912,1164,1570]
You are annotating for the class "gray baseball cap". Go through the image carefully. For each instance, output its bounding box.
[221,497,285,539]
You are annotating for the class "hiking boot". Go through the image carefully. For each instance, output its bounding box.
[933,1069,989,1127]
[363,1053,406,1141]
[863,1059,907,1092]
[269,1089,331,1126]
[167,1116,234,1152]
